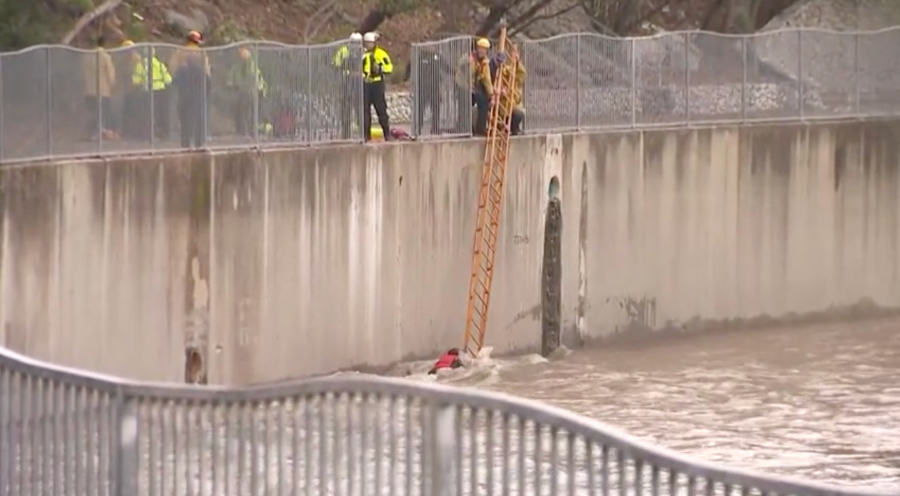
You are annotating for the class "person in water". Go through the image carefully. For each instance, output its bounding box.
[428,348,463,375]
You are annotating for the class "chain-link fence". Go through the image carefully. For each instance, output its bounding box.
[0,345,887,496]
[2,28,900,163]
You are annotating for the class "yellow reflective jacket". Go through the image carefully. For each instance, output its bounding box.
[132,55,172,91]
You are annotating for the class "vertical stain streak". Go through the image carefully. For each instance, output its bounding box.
[577,161,588,345]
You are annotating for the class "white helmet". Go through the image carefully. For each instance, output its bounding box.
[349,32,362,41]
[363,32,378,42]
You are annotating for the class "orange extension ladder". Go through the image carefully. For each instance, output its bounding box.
[461,28,521,357]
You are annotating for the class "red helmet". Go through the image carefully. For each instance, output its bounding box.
[187,30,202,43]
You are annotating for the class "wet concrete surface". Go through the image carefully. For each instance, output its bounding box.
[483,319,900,488]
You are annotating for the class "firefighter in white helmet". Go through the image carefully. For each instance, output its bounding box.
[361,31,392,141]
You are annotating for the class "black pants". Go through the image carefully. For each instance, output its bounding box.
[415,85,441,135]
[339,76,362,139]
[122,91,149,140]
[363,81,390,141]
[233,91,253,136]
[458,90,489,135]
[510,108,524,135]
[84,96,113,136]
[178,94,206,148]
[153,89,170,139]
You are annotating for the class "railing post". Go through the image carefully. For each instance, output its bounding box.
[46,47,53,156]
[96,49,103,153]
[424,401,456,496]
[854,31,860,115]
[115,395,139,496]
[684,33,690,124]
[797,29,804,120]
[575,35,581,130]
[741,35,747,123]
[148,45,156,151]
[0,53,5,163]
[306,46,314,145]
[253,42,260,145]
[411,43,419,137]
[630,38,636,128]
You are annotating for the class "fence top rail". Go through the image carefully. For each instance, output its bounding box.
[0,345,889,496]
[4,25,900,56]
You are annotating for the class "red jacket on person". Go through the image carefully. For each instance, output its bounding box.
[428,348,463,374]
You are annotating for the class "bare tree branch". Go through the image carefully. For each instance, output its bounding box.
[61,0,122,45]
[509,1,582,36]
[303,0,338,42]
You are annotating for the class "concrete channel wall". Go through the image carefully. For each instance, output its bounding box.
[1,120,899,385]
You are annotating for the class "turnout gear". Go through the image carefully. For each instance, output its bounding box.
[361,37,392,141]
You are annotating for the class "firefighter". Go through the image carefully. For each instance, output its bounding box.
[492,44,526,136]
[81,35,117,140]
[227,46,267,137]
[361,32,392,142]
[333,32,364,139]
[405,44,445,136]
[455,38,493,136]
[170,30,211,148]
[134,44,173,140]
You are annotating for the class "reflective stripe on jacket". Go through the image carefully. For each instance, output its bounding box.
[362,47,392,83]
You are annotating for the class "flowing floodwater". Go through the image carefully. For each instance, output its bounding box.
[414,318,900,490]
[4,319,899,496]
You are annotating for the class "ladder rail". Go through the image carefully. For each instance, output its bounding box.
[462,29,520,357]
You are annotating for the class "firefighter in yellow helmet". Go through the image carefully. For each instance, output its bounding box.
[361,32,392,142]
[455,37,493,136]
[170,30,211,148]
[117,39,173,140]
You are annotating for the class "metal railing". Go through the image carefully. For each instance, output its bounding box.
[0,345,888,496]
[3,27,900,164]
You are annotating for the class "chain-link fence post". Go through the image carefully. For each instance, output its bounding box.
[575,35,581,130]
[306,46,313,143]
[148,45,157,151]
[630,38,637,128]
[741,36,747,122]
[46,48,53,156]
[797,29,804,120]
[854,32,860,115]
[253,42,260,145]
[0,53,4,163]
[684,34,691,124]
[115,396,139,496]
[95,50,103,153]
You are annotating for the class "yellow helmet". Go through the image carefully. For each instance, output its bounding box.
[476,38,490,49]
[121,39,134,47]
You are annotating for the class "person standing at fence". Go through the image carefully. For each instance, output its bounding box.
[131,46,173,140]
[491,44,526,136]
[227,47,267,138]
[405,45,445,135]
[455,38,493,136]
[333,32,364,139]
[81,36,117,141]
[361,32,393,142]
[170,30,211,148]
